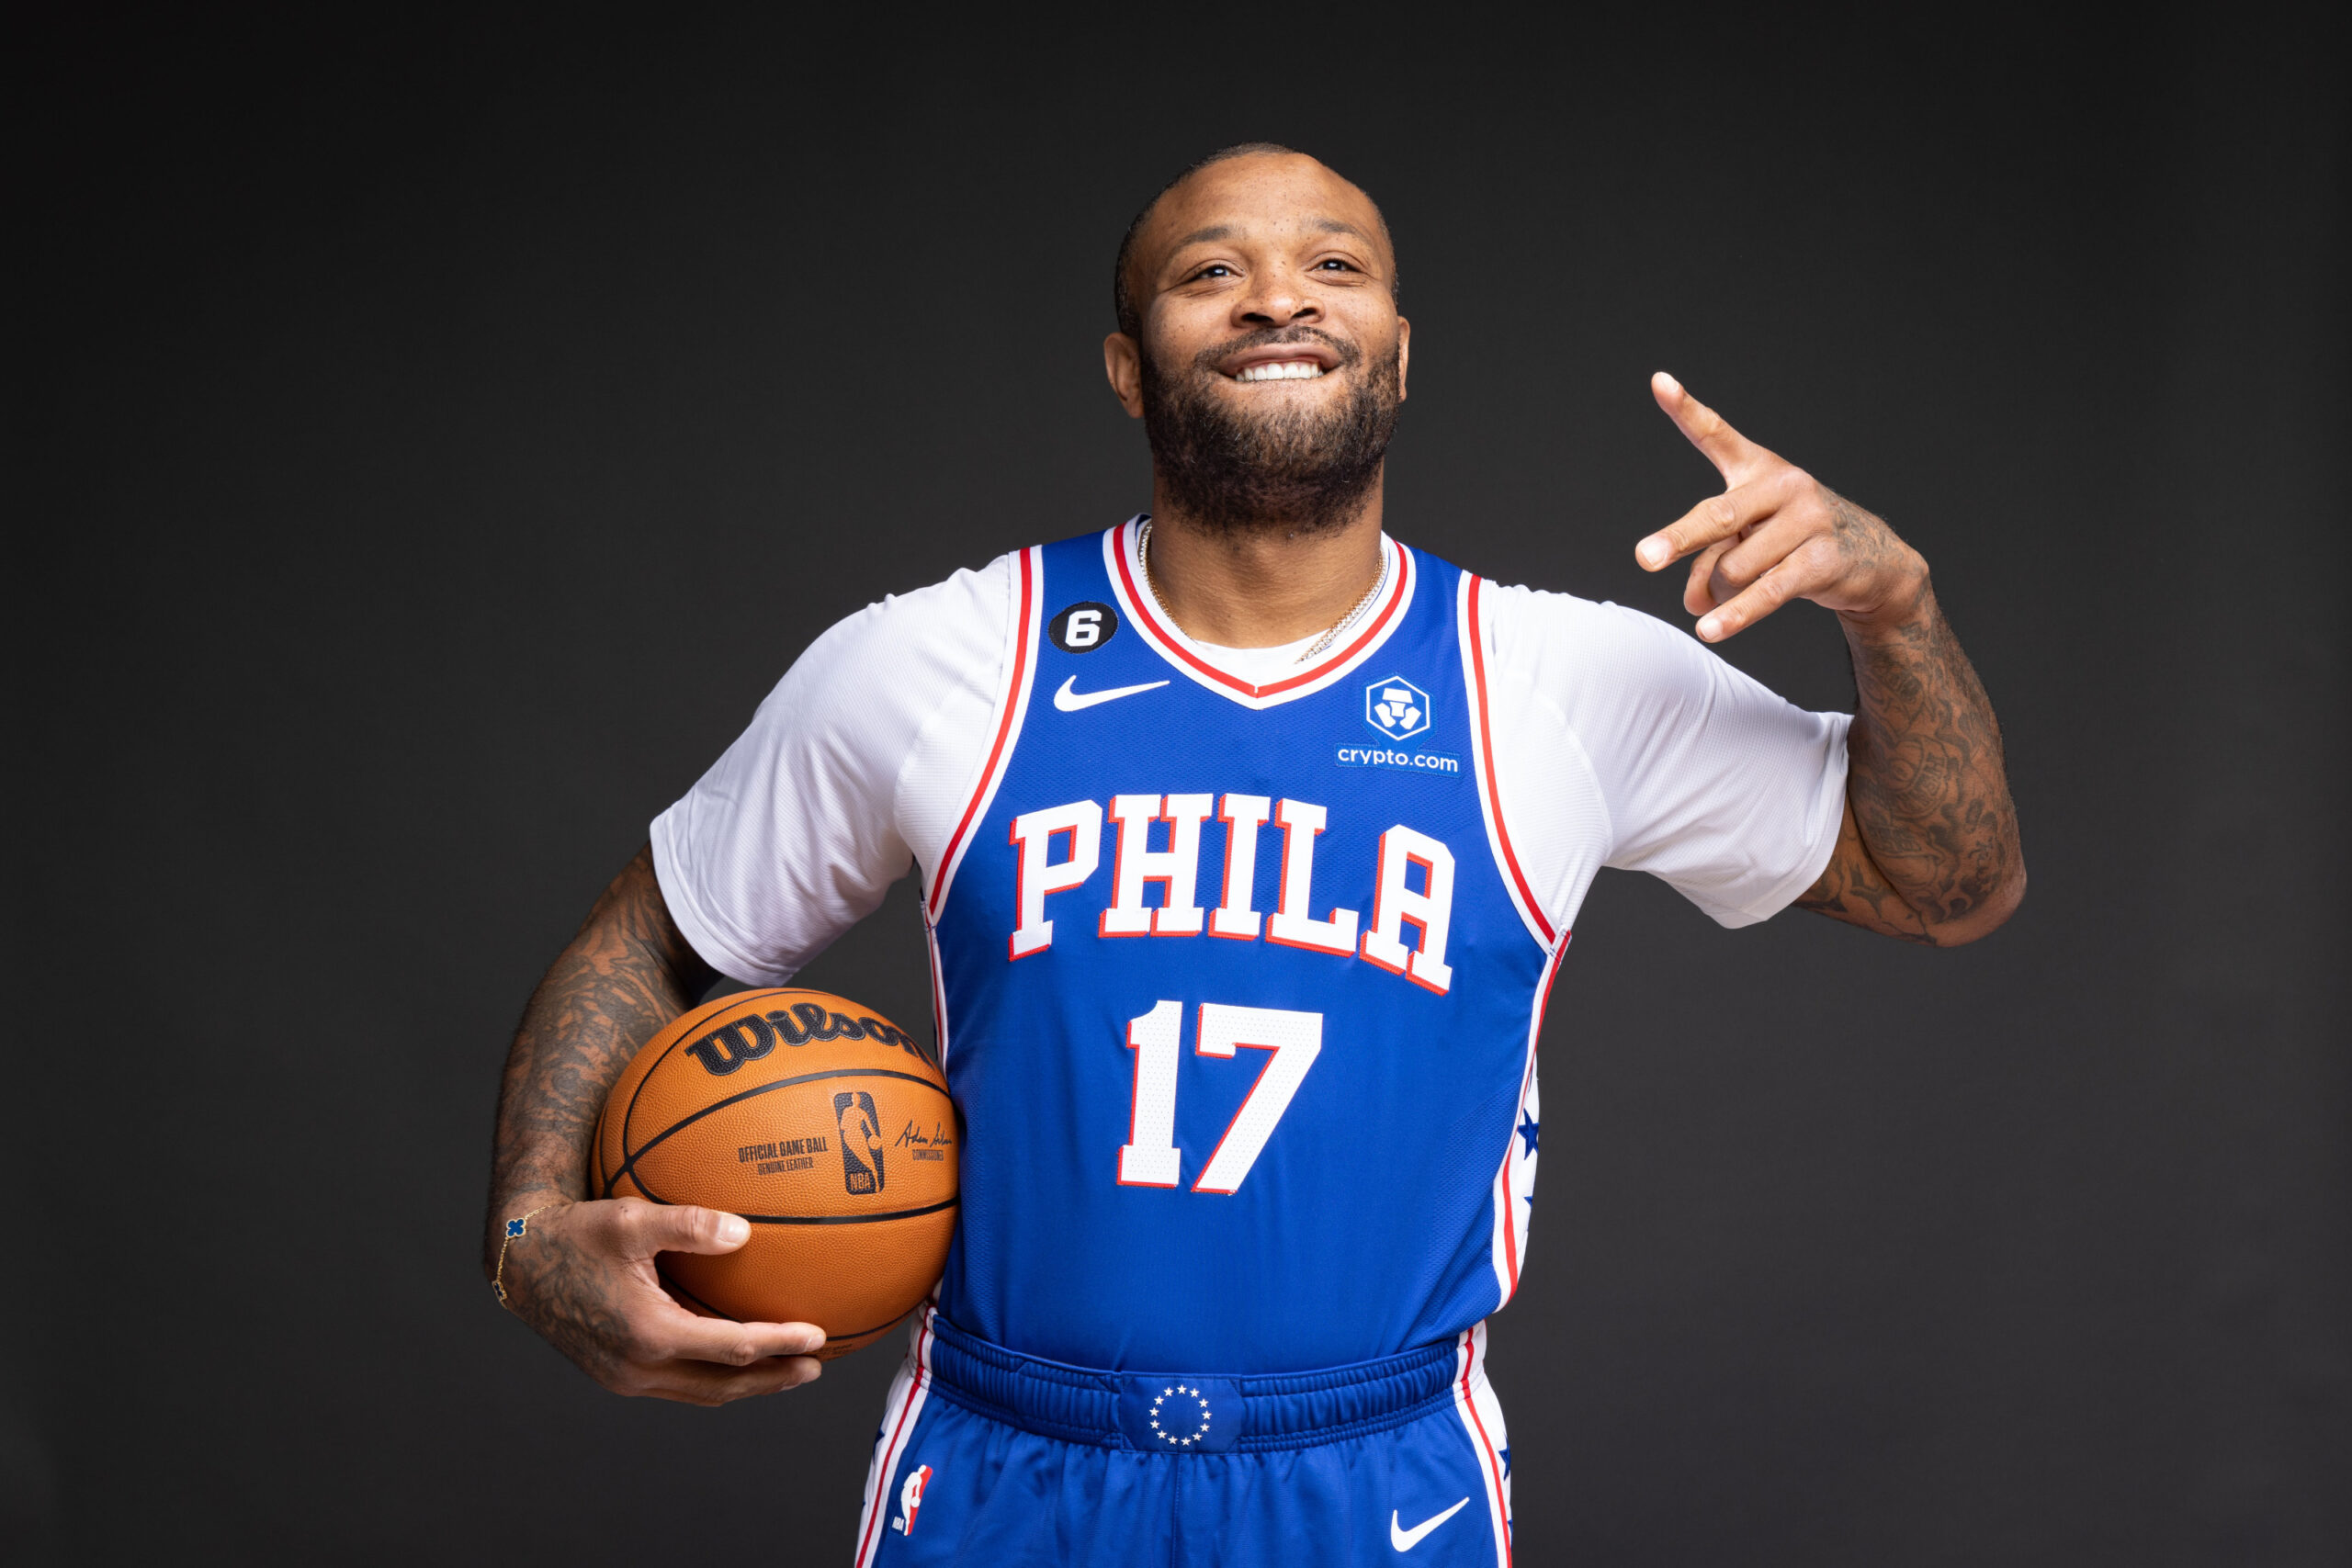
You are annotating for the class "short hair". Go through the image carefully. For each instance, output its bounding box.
[1112,142,1396,339]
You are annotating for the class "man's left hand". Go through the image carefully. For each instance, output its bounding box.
[1634,371,1928,642]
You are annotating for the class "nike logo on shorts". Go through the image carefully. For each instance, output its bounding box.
[1052,675,1169,712]
[1390,1497,1469,1551]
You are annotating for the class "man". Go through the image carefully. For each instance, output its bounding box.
[484,144,2023,1565]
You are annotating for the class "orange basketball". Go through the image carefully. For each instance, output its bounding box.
[591,987,957,1359]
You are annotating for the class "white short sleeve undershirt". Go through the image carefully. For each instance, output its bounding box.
[651,541,1849,984]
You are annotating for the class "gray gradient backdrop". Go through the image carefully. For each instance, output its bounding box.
[12,8,2347,1564]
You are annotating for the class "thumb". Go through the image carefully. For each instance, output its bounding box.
[628,1201,752,1258]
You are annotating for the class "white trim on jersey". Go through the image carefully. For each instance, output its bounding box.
[1453,1324,1514,1568]
[925,547,1043,921]
[1457,572,1561,952]
[855,1308,939,1568]
[1102,517,1416,709]
[924,918,953,1070]
[1488,940,1565,1307]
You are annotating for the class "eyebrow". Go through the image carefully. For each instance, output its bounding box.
[1171,219,1374,249]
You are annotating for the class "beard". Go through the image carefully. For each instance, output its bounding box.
[1138,325,1402,536]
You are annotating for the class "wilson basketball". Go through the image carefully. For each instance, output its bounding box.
[592,988,956,1359]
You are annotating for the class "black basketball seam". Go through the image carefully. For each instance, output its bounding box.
[618,990,755,1182]
[733,1195,959,1225]
[617,987,827,1179]
[610,1066,953,1197]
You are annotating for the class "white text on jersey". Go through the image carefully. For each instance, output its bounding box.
[1007,794,1453,994]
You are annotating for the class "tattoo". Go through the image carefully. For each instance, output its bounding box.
[482,847,712,1280]
[1797,493,2023,943]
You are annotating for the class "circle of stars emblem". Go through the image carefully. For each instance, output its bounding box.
[1148,1383,1213,1447]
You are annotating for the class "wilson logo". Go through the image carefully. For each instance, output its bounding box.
[684,1004,933,1076]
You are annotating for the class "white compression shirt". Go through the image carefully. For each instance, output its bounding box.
[651,538,1851,986]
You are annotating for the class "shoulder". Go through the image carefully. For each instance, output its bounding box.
[786,551,1016,696]
[1474,578,1719,712]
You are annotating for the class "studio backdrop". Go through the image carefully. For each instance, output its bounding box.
[12,8,2346,1564]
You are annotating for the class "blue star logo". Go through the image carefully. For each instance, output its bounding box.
[1517,1113,1540,1156]
[1499,1445,1512,1478]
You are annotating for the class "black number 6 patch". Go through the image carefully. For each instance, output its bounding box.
[1048,602,1118,654]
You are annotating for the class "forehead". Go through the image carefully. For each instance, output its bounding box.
[1137,154,1393,276]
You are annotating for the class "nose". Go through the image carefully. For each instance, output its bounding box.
[1236,265,1323,329]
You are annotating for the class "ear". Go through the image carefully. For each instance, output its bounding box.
[1395,316,1410,403]
[1102,333,1145,419]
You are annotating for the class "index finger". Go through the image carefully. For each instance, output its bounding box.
[647,1303,831,1366]
[1651,371,1765,480]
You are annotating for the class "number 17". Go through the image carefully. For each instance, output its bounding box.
[1117,1001,1324,1194]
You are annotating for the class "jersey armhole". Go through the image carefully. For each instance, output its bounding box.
[1457,572,1566,953]
[922,546,1043,921]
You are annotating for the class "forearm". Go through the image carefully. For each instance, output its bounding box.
[482,846,715,1269]
[1802,572,2025,944]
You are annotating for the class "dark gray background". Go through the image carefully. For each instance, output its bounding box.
[12,7,2346,1563]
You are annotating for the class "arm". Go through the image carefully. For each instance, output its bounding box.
[1634,373,2025,946]
[482,845,825,1401]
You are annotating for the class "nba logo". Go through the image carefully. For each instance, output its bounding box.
[834,1090,886,1195]
[892,1463,933,1534]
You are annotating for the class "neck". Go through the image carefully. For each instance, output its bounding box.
[1140,472,1387,648]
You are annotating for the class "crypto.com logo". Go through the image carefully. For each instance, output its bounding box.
[1363,675,1431,741]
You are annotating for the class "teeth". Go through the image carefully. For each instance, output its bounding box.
[1235,360,1325,382]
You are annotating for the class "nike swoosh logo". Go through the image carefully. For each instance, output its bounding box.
[1052,674,1169,713]
[1391,1498,1469,1551]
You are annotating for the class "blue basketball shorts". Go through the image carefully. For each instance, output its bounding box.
[852,1309,1515,1566]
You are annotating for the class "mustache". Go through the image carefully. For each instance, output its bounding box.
[1188,325,1363,375]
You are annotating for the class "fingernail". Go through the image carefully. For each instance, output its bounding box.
[1657,370,1683,397]
[717,1214,750,1246]
[1697,615,1722,640]
[1638,538,1669,568]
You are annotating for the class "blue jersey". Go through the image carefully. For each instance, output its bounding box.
[921,520,1563,1373]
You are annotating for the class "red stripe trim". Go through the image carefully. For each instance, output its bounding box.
[1114,525,1409,699]
[929,549,1036,919]
[855,1314,934,1568]
[1458,1337,1513,1566]
[1465,575,1556,945]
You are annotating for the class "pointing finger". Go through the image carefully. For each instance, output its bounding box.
[1651,371,1765,482]
[1636,474,1786,571]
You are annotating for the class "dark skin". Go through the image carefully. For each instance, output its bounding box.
[486,849,826,1401]
[487,151,2024,1404]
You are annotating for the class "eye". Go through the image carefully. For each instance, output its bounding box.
[1315,258,1358,273]
[1188,263,1237,282]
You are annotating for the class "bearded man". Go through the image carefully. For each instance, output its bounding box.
[483,143,2024,1566]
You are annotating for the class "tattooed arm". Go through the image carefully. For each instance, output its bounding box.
[481,846,826,1401]
[1634,374,2025,945]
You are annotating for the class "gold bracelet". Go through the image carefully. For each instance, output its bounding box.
[492,1201,565,1307]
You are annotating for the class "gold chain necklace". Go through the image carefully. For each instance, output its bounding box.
[1136,519,1389,665]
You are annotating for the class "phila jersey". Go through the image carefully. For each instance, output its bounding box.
[922,521,1559,1371]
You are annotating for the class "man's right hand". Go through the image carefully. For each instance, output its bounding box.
[497,1196,826,1404]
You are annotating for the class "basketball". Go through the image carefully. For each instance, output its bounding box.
[592,987,957,1359]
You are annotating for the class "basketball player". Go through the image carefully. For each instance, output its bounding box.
[484,145,2023,1564]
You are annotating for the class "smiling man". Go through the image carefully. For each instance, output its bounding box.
[484,144,2023,1565]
